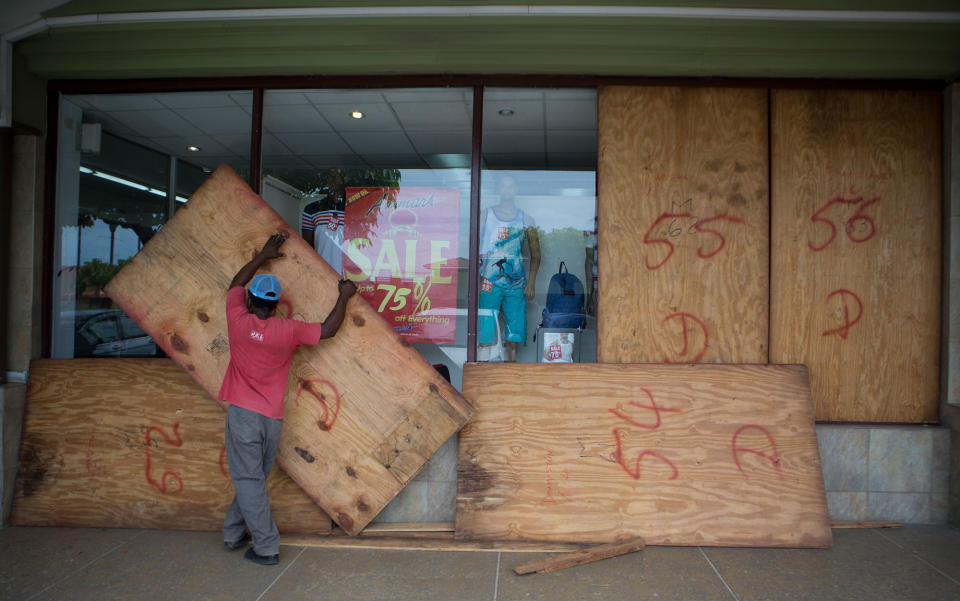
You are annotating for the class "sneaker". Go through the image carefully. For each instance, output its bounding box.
[223,532,251,550]
[244,546,279,565]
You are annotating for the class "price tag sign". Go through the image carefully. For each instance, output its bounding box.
[541,331,575,363]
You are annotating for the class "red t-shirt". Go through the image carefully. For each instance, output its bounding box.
[217,286,324,419]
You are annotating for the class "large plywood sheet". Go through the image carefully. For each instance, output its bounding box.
[12,359,331,533]
[597,86,769,364]
[456,363,831,548]
[770,90,941,423]
[104,166,475,534]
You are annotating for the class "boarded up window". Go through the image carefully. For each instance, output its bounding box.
[770,89,941,423]
[597,87,769,364]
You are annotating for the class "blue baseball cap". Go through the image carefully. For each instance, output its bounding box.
[249,274,282,300]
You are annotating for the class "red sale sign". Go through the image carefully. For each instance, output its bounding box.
[343,187,460,343]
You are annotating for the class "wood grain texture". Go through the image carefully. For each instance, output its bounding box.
[513,537,646,574]
[12,359,331,533]
[456,363,831,548]
[597,86,769,364]
[104,165,475,534]
[770,90,941,423]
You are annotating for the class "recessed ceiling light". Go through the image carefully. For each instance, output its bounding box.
[186,145,201,152]
[351,111,364,119]
[498,108,515,117]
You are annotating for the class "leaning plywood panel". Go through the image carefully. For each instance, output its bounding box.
[104,166,475,534]
[598,86,769,364]
[12,359,331,533]
[770,90,940,423]
[456,363,831,548]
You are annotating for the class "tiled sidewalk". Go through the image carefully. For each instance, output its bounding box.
[1,525,959,600]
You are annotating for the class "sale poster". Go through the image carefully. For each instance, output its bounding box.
[343,186,460,343]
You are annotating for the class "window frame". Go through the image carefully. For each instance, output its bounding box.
[42,76,602,361]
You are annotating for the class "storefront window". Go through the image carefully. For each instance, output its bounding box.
[479,88,598,363]
[51,84,595,521]
[263,87,473,522]
[52,92,251,358]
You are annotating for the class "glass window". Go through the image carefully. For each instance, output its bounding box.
[52,92,252,358]
[478,88,598,363]
[263,87,473,523]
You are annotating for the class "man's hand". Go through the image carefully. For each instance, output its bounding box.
[229,232,288,290]
[338,279,358,298]
[258,232,287,260]
[320,279,359,339]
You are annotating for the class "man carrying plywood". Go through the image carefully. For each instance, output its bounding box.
[219,232,356,565]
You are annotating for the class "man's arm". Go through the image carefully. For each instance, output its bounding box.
[524,226,541,301]
[319,279,358,339]
[229,232,287,290]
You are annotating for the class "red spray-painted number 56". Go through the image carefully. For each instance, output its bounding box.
[808,196,879,251]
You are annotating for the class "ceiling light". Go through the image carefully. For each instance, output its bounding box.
[498,108,515,117]
[351,110,364,119]
[186,145,201,152]
[80,167,148,191]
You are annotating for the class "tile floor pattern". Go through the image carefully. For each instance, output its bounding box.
[1,525,959,601]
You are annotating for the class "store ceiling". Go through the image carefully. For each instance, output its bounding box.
[66,88,599,175]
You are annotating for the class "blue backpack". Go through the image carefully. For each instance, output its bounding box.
[540,261,585,329]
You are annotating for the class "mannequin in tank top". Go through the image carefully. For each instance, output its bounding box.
[478,175,541,362]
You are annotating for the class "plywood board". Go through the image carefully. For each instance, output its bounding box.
[104,165,475,534]
[12,359,331,533]
[456,363,831,548]
[770,90,941,423]
[597,86,769,364]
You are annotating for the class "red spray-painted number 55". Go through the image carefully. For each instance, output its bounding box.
[642,212,743,270]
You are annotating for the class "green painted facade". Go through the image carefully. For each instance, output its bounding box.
[9,1,960,128]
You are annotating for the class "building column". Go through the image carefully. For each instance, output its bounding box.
[943,82,960,525]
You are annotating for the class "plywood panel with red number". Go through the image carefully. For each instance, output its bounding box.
[770,90,941,423]
[104,166,475,534]
[597,86,769,364]
[455,363,831,548]
[12,359,331,533]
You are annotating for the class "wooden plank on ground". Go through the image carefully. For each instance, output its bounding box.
[831,521,901,529]
[456,363,832,548]
[351,522,454,534]
[281,534,587,553]
[770,89,941,423]
[597,86,769,364]
[513,537,646,575]
[104,165,475,534]
[12,359,331,533]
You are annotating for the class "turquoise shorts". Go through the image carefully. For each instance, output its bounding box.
[479,284,526,344]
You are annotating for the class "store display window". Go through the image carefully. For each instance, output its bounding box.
[478,88,598,363]
[51,91,251,358]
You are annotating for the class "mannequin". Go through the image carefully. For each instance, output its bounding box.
[478,175,540,362]
[301,167,346,274]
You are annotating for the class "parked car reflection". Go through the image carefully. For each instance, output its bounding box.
[71,309,162,357]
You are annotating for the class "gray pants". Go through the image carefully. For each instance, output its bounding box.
[223,404,283,556]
